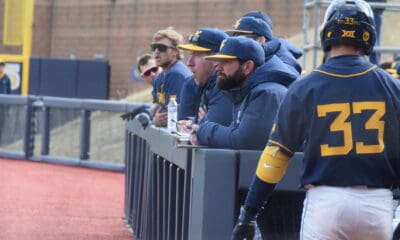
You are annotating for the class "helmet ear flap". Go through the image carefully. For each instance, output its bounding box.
[320,0,376,55]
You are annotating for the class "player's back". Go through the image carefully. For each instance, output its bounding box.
[293,55,400,187]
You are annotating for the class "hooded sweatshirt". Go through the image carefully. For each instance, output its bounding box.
[264,38,303,78]
[196,55,297,150]
[198,74,233,126]
[179,74,233,126]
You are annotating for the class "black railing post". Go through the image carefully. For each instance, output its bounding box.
[23,97,35,159]
[80,109,91,160]
[41,106,50,155]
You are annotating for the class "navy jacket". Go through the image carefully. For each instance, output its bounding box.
[279,38,303,60]
[178,77,202,120]
[197,55,297,150]
[0,74,11,94]
[263,38,302,78]
[198,75,233,126]
[179,75,233,126]
[152,60,192,107]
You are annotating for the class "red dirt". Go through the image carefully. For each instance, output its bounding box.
[0,158,132,240]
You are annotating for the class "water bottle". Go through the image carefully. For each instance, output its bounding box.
[167,97,178,132]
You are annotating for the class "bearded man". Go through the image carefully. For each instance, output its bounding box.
[189,37,297,150]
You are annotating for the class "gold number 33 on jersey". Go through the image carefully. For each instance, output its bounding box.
[317,101,385,157]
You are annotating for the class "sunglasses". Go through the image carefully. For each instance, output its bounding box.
[142,66,159,77]
[150,43,175,52]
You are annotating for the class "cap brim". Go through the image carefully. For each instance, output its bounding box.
[224,29,253,35]
[204,54,237,61]
[178,44,211,52]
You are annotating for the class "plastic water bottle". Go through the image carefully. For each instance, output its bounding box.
[167,97,178,132]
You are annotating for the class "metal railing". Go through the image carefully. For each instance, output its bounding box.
[125,117,305,240]
[0,94,144,171]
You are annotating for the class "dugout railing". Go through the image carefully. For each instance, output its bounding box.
[0,94,143,171]
[125,117,306,240]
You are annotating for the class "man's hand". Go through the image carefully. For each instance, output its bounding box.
[152,108,167,127]
[231,206,257,240]
[189,124,199,145]
[189,132,198,145]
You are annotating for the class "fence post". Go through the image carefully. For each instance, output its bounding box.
[41,106,50,155]
[23,97,35,159]
[80,109,91,160]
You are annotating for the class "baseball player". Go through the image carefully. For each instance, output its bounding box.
[136,53,161,86]
[242,10,303,61]
[232,0,400,239]
[177,28,233,125]
[226,15,302,78]
[150,27,192,127]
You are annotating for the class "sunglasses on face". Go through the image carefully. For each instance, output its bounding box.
[142,66,158,77]
[150,43,175,52]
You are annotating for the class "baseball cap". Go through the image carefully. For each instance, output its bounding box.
[226,17,273,41]
[204,37,265,66]
[178,28,229,52]
[242,11,273,30]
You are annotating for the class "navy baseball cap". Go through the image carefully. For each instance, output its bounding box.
[243,11,273,30]
[225,17,273,41]
[178,28,228,52]
[204,37,265,66]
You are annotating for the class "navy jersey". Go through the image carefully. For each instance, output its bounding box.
[270,55,400,188]
[0,73,11,94]
[152,60,192,106]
